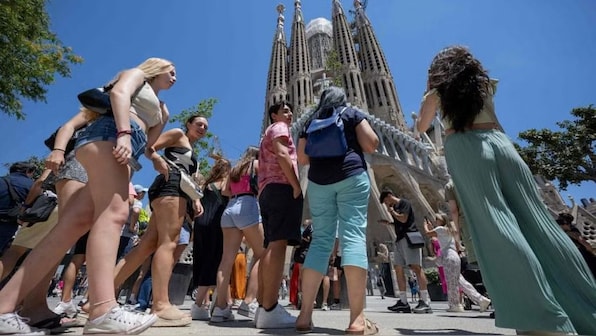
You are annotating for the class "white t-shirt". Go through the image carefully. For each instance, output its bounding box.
[121,200,143,238]
[433,226,456,253]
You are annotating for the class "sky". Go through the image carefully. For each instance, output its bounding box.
[0,0,594,204]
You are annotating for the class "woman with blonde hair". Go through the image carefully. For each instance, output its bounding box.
[210,146,264,323]
[112,115,208,326]
[418,46,596,335]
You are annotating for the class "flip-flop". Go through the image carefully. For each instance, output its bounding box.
[296,321,314,334]
[345,318,379,335]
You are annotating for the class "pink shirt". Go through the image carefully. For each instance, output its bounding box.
[258,122,298,191]
[230,175,252,195]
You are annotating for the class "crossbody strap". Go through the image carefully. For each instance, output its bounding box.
[2,176,22,205]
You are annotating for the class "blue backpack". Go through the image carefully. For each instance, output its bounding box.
[305,107,348,158]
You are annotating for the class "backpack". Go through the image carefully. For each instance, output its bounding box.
[305,107,348,158]
[0,177,23,223]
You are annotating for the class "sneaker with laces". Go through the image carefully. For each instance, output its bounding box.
[329,303,341,310]
[388,300,411,313]
[255,304,296,329]
[446,304,464,312]
[321,303,330,311]
[82,306,157,334]
[478,297,491,312]
[237,301,258,319]
[412,300,433,314]
[0,313,47,335]
[190,304,210,321]
[210,306,234,323]
[53,300,78,317]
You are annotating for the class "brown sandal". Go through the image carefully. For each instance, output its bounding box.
[345,318,379,335]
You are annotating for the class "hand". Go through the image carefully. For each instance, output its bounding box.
[113,135,132,165]
[292,186,302,199]
[193,199,204,218]
[45,150,65,173]
[152,156,170,181]
[377,219,389,225]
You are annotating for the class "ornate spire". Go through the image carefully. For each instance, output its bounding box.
[288,0,314,116]
[354,0,406,130]
[331,0,368,110]
[263,4,289,132]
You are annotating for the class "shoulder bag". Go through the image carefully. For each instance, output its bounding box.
[405,231,425,249]
[162,156,203,201]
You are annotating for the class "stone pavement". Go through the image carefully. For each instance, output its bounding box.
[51,295,515,335]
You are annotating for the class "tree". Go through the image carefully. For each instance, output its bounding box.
[169,98,220,176]
[324,49,344,87]
[0,0,83,119]
[515,105,596,189]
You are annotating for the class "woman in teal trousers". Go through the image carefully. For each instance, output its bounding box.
[417,45,596,335]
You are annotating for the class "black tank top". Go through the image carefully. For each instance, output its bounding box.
[164,147,197,175]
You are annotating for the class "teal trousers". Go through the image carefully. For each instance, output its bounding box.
[445,130,596,334]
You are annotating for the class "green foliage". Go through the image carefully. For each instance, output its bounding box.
[0,0,83,119]
[169,98,220,176]
[516,105,596,189]
[324,49,344,87]
[3,155,46,179]
[424,268,441,285]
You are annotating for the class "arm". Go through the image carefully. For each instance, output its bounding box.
[422,217,437,237]
[129,206,141,234]
[45,111,89,172]
[273,136,301,198]
[387,203,408,223]
[109,68,146,165]
[417,89,440,133]
[355,119,379,153]
[24,169,52,206]
[146,128,185,179]
[221,176,231,197]
[297,137,309,166]
[144,101,170,158]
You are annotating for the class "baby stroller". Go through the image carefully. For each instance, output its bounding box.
[460,257,489,310]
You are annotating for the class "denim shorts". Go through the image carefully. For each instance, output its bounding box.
[75,115,147,164]
[220,195,261,229]
[178,224,191,245]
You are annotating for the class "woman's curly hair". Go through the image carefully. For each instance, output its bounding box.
[428,46,491,132]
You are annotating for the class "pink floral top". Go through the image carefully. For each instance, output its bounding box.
[258,121,298,191]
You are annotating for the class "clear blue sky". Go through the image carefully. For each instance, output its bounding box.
[0,0,594,203]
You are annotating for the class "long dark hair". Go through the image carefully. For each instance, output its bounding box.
[428,46,490,132]
[229,146,259,182]
[203,158,231,188]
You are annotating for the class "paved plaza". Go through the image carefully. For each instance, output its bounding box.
[52,295,514,335]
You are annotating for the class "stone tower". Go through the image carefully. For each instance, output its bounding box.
[353,0,407,130]
[330,0,368,110]
[288,0,314,117]
[263,4,289,132]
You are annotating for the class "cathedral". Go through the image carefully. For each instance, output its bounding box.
[260,0,596,257]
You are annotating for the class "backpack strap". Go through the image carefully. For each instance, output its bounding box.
[2,176,22,206]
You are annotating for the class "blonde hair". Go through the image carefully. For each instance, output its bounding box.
[435,212,456,236]
[136,57,174,80]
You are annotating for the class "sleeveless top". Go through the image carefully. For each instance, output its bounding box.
[164,147,197,175]
[130,82,162,127]
[230,175,252,195]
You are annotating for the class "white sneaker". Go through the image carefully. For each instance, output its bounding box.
[478,297,491,312]
[330,303,341,310]
[255,304,296,329]
[190,304,210,321]
[321,303,330,311]
[446,304,465,312]
[53,300,78,317]
[0,313,47,335]
[237,301,258,319]
[210,306,234,323]
[83,306,157,334]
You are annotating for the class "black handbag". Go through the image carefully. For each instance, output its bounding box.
[44,127,77,155]
[405,231,425,248]
[77,80,146,114]
[19,191,58,225]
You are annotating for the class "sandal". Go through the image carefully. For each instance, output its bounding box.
[345,318,379,335]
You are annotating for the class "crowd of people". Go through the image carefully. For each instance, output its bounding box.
[0,46,595,336]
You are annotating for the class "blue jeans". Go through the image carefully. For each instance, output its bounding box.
[303,172,370,274]
[137,275,152,310]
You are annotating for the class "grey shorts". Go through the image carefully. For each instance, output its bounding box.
[56,152,88,184]
[392,238,422,267]
[220,195,261,229]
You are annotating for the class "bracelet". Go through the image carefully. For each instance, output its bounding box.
[116,129,132,138]
[52,148,65,152]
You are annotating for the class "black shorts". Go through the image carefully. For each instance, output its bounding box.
[148,170,184,203]
[73,232,89,255]
[258,183,303,248]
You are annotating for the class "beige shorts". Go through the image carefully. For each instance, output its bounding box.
[12,207,59,249]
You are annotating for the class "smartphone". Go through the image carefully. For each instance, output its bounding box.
[128,157,142,172]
